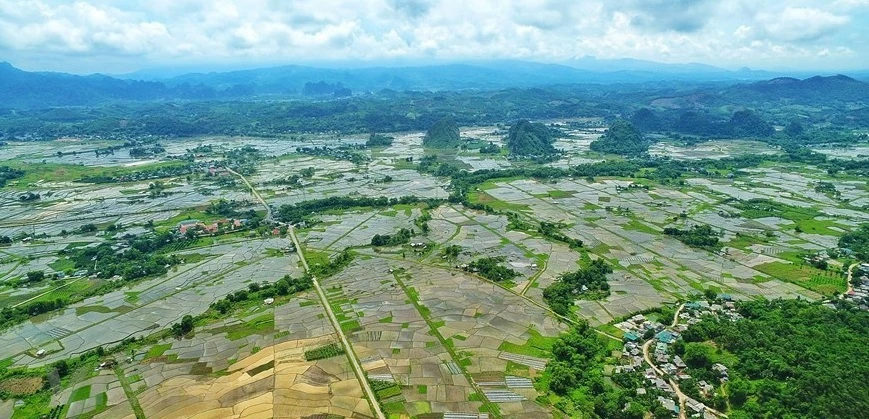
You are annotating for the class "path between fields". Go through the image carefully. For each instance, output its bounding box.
[225,167,272,222]
[229,168,386,419]
[12,277,85,308]
[845,262,858,296]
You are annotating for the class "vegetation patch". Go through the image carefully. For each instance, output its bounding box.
[74,305,112,316]
[497,328,557,358]
[754,261,844,294]
[246,360,275,377]
[369,379,402,400]
[304,343,345,361]
[69,384,91,403]
[543,259,612,316]
[463,256,518,282]
[680,299,868,418]
[0,376,44,397]
[664,224,721,250]
[223,314,274,341]
[144,343,172,359]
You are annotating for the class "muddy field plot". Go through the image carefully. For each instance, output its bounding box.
[321,255,564,418]
[476,177,825,323]
[321,258,482,418]
[0,239,303,368]
[132,336,372,419]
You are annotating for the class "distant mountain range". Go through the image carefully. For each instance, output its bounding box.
[1,60,866,109]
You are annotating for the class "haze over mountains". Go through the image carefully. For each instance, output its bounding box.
[1,59,867,109]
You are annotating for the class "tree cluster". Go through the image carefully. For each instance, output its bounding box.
[276,195,439,225]
[545,322,656,418]
[0,166,24,187]
[211,274,313,315]
[839,223,869,262]
[371,228,413,247]
[543,259,612,316]
[663,224,721,249]
[366,133,394,147]
[464,256,518,282]
[681,299,869,419]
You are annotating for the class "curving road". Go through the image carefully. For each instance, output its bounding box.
[642,303,728,418]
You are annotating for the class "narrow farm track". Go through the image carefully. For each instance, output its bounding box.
[228,168,386,419]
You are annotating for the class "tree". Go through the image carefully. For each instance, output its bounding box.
[26,270,45,283]
[703,288,717,301]
[684,343,712,368]
[172,314,195,337]
[728,378,751,407]
[784,120,805,138]
[300,167,316,178]
[213,299,231,314]
[548,361,578,394]
[713,392,728,411]
[52,359,69,378]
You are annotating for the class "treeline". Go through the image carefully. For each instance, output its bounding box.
[632,107,869,148]
[0,166,24,187]
[680,299,869,419]
[211,275,313,315]
[66,231,183,281]
[0,298,66,331]
[371,228,413,247]
[663,224,721,249]
[543,259,612,316]
[839,224,869,262]
[310,250,354,278]
[78,163,197,184]
[632,109,774,138]
[464,256,518,282]
[420,146,869,207]
[538,221,584,249]
[0,87,611,139]
[544,322,655,418]
[276,196,442,225]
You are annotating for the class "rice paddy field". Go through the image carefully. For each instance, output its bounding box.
[1,132,866,418]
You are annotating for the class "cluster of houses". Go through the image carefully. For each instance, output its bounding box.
[177,218,247,236]
[842,263,869,310]
[615,313,667,342]
[681,298,742,324]
[612,299,742,418]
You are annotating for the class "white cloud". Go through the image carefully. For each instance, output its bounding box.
[733,25,752,40]
[0,0,864,72]
[758,7,850,42]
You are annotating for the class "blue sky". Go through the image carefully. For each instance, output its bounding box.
[1,0,867,74]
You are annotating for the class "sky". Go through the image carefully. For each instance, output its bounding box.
[0,0,867,74]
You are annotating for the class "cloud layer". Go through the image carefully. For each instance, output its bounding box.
[0,0,865,73]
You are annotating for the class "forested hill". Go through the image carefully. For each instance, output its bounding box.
[0,62,216,108]
[724,74,869,102]
[2,60,867,109]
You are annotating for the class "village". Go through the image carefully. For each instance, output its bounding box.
[613,297,742,418]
